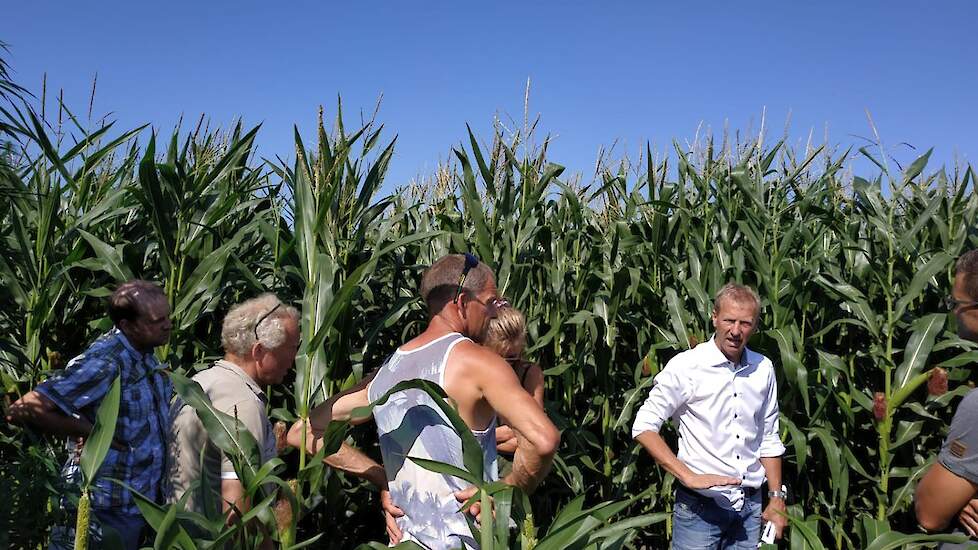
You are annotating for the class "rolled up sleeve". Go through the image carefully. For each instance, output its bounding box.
[759,367,786,457]
[938,389,978,484]
[631,363,689,439]
[35,355,116,419]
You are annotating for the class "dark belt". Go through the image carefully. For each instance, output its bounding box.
[676,484,760,502]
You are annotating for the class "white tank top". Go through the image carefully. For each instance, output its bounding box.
[367,332,498,549]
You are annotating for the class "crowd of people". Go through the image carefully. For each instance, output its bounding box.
[5,250,978,549]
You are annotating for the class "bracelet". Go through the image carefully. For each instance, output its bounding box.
[767,490,787,499]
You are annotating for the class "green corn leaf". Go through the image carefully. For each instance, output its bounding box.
[769,327,810,415]
[664,287,692,349]
[353,542,426,550]
[153,503,183,550]
[170,371,262,484]
[784,510,827,550]
[864,530,968,550]
[893,313,945,391]
[75,230,133,283]
[899,148,933,187]
[79,375,121,487]
[114,481,197,550]
[894,253,953,321]
[886,457,933,517]
[406,456,480,486]
[454,146,493,262]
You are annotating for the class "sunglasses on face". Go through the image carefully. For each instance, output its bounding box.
[944,296,978,311]
[474,296,510,316]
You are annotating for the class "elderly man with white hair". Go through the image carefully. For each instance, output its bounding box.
[167,293,301,521]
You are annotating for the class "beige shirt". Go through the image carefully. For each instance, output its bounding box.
[166,359,277,514]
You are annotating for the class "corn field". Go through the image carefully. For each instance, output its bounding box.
[1,48,977,549]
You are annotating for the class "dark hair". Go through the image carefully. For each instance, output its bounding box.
[419,254,495,316]
[956,249,978,300]
[108,280,165,325]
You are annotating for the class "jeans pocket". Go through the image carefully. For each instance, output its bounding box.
[674,499,702,519]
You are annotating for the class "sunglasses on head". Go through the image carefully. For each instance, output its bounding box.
[254,302,282,340]
[452,253,481,304]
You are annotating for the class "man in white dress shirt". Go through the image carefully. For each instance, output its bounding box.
[632,283,787,549]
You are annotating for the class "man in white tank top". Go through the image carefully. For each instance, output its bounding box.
[288,254,560,548]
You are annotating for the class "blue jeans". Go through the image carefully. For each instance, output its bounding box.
[672,486,762,550]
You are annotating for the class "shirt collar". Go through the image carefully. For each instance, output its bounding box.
[214,359,267,402]
[704,335,752,370]
[112,328,157,362]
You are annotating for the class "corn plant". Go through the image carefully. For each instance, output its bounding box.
[4,44,978,547]
[73,375,121,550]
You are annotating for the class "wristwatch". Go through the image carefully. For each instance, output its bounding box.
[768,489,788,499]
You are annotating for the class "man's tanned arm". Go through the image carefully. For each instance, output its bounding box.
[286,374,391,485]
[760,456,788,538]
[496,365,544,455]
[916,462,978,531]
[286,387,404,542]
[635,431,741,489]
[6,391,94,439]
[469,346,559,493]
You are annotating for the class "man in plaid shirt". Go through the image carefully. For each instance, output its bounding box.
[7,280,172,550]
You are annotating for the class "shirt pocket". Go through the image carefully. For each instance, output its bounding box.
[120,378,155,441]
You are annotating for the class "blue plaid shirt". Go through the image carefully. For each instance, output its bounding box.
[36,329,171,516]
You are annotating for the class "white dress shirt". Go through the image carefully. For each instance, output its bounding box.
[632,337,785,511]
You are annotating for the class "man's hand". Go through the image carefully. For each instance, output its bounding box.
[5,392,41,425]
[681,473,742,490]
[454,486,492,523]
[380,489,404,544]
[957,498,978,537]
[762,497,788,539]
[6,391,95,441]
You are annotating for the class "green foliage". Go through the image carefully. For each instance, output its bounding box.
[1,48,977,548]
[76,375,121,550]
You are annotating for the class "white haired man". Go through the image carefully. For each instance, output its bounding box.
[167,294,301,522]
[632,283,787,549]
[167,293,399,537]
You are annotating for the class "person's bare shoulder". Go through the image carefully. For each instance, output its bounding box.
[450,339,516,385]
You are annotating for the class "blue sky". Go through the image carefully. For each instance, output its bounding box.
[5,1,977,189]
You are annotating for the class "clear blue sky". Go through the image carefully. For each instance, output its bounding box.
[5,1,977,189]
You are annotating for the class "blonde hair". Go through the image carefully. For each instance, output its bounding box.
[484,306,526,360]
[713,283,761,318]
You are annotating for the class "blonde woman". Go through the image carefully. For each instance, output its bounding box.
[483,305,545,456]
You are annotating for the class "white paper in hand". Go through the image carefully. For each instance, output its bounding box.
[758,521,776,546]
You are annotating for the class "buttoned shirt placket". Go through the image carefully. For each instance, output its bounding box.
[727,357,751,501]
[631,337,786,511]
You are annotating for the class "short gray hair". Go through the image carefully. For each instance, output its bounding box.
[221,294,299,356]
[419,254,495,316]
[713,283,761,318]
